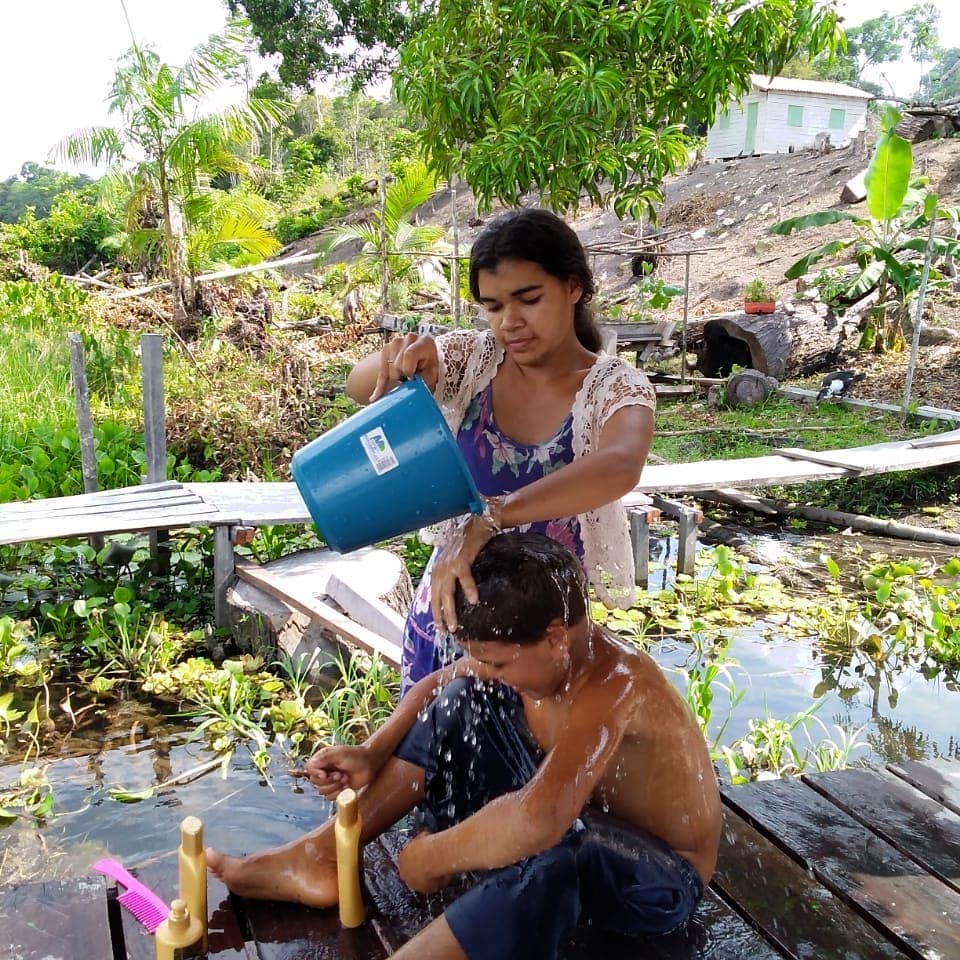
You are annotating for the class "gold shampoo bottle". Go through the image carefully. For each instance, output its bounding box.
[177,816,207,952]
[335,788,366,928]
[154,898,203,960]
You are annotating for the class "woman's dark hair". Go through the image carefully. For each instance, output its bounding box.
[455,532,588,645]
[468,209,601,352]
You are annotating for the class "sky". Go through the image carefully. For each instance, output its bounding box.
[2,0,960,181]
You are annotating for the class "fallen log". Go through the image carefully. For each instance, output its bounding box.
[697,491,960,546]
[697,301,844,378]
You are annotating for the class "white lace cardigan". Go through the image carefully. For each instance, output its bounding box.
[426,328,656,608]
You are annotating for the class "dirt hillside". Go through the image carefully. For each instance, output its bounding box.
[411,138,960,409]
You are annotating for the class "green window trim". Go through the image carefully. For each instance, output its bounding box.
[829,108,846,130]
[717,110,730,130]
[787,104,803,127]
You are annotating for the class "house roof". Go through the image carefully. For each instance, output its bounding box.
[749,74,874,100]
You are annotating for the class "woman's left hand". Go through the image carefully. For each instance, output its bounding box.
[398,832,452,894]
[431,501,503,634]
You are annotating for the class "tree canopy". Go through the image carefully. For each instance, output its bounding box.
[226,0,431,88]
[0,164,93,224]
[394,0,842,218]
[58,28,288,317]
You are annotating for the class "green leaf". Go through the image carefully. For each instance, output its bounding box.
[769,210,859,235]
[109,787,155,803]
[865,116,912,222]
[824,556,841,580]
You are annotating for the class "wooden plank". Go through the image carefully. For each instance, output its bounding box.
[563,887,789,959]
[714,806,907,959]
[721,777,960,959]
[887,758,960,817]
[118,861,253,960]
[909,428,960,449]
[775,447,866,473]
[803,765,960,894]
[0,482,186,516]
[184,482,313,526]
[239,895,388,960]
[777,387,960,425]
[0,504,232,546]
[0,878,114,960]
[326,573,406,646]
[234,559,402,667]
[365,823,786,960]
[0,493,206,524]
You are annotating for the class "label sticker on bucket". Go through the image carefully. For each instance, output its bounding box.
[360,426,400,476]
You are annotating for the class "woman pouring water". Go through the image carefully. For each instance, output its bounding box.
[346,208,656,693]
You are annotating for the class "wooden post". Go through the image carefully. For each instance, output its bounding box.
[903,205,937,419]
[676,507,699,576]
[213,524,234,629]
[451,177,461,324]
[629,509,651,588]
[680,253,691,384]
[68,333,104,553]
[380,150,389,314]
[652,496,702,576]
[141,334,168,565]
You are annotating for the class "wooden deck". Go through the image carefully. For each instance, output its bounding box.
[4,430,960,550]
[3,758,957,959]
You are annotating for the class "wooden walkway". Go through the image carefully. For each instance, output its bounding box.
[3,429,960,547]
[3,758,957,959]
[3,429,960,633]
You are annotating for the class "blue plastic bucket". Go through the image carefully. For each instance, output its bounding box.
[291,376,484,554]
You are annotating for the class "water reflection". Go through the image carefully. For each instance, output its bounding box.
[0,722,331,887]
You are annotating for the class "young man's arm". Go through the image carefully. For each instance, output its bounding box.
[399,672,636,891]
[305,657,492,795]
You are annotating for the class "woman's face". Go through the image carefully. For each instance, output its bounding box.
[475,258,583,364]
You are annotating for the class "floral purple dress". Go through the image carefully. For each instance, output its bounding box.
[401,382,584,693]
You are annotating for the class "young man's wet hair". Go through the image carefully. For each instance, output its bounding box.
[454,532,588,645]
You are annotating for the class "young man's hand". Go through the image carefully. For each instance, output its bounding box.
[304,744,376,798]
[397,832,453,894]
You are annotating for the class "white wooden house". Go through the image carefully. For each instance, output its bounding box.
[705,75,872,160]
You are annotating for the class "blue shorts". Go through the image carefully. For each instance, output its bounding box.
[393,678,704,960]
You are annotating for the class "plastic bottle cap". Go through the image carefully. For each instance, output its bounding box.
[180,815,204,855]
[168,899,189,932]
[337,789,359,827]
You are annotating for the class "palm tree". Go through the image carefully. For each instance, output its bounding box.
[321,160,446,308]
[58,27,288,321]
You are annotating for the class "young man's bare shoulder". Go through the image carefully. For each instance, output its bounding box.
[588,625,666,686]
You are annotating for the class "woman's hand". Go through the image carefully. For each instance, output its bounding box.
[370,333,440,401]
[304,744,377,799]
[398,831,452,894]
[431,500,504,634]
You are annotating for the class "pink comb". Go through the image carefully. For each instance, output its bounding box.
[92,857,169,932]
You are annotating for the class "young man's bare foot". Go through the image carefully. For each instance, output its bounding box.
[207,839,338,908]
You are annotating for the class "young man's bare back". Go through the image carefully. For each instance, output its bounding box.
[209,533,720,960]
[515,625,720,882]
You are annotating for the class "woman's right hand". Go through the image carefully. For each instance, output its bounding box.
[370,333,440,401]
[304,744,378,799]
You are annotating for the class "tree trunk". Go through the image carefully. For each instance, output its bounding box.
[159,161,192,324]
[697,302,843,379]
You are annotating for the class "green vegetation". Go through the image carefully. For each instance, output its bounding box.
[3,6,960,830]
[651,394,918,464]
[395,0,842,217]
[771,105,960,350]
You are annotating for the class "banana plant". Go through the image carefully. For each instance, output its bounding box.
[769,106,960,350]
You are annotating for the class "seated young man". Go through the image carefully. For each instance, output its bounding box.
[208,532,721,960]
